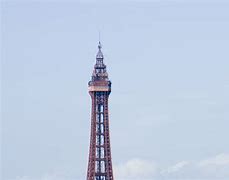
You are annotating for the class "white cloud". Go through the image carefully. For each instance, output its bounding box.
[114,158,157,179]
[196,153,229,179]
[198,153,229,167]
[162,161,190,174]
[114,153,229,180]
[7,153,229,180]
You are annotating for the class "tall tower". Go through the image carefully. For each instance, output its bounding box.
[87,42,114,180]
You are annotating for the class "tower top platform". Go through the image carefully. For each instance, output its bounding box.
[88,42,111,92]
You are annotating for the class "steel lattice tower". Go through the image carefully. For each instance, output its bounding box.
[87,42,114,180]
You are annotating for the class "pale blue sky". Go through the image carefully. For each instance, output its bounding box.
[1,0,229,179]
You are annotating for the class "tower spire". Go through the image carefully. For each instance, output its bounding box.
[98,41,102,49]
[92,41,108,81]
[96,41,103,59]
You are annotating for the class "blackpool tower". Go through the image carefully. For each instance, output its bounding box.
[87,42,114,180]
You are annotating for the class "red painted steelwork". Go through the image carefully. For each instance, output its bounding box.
[86,42,114,180]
